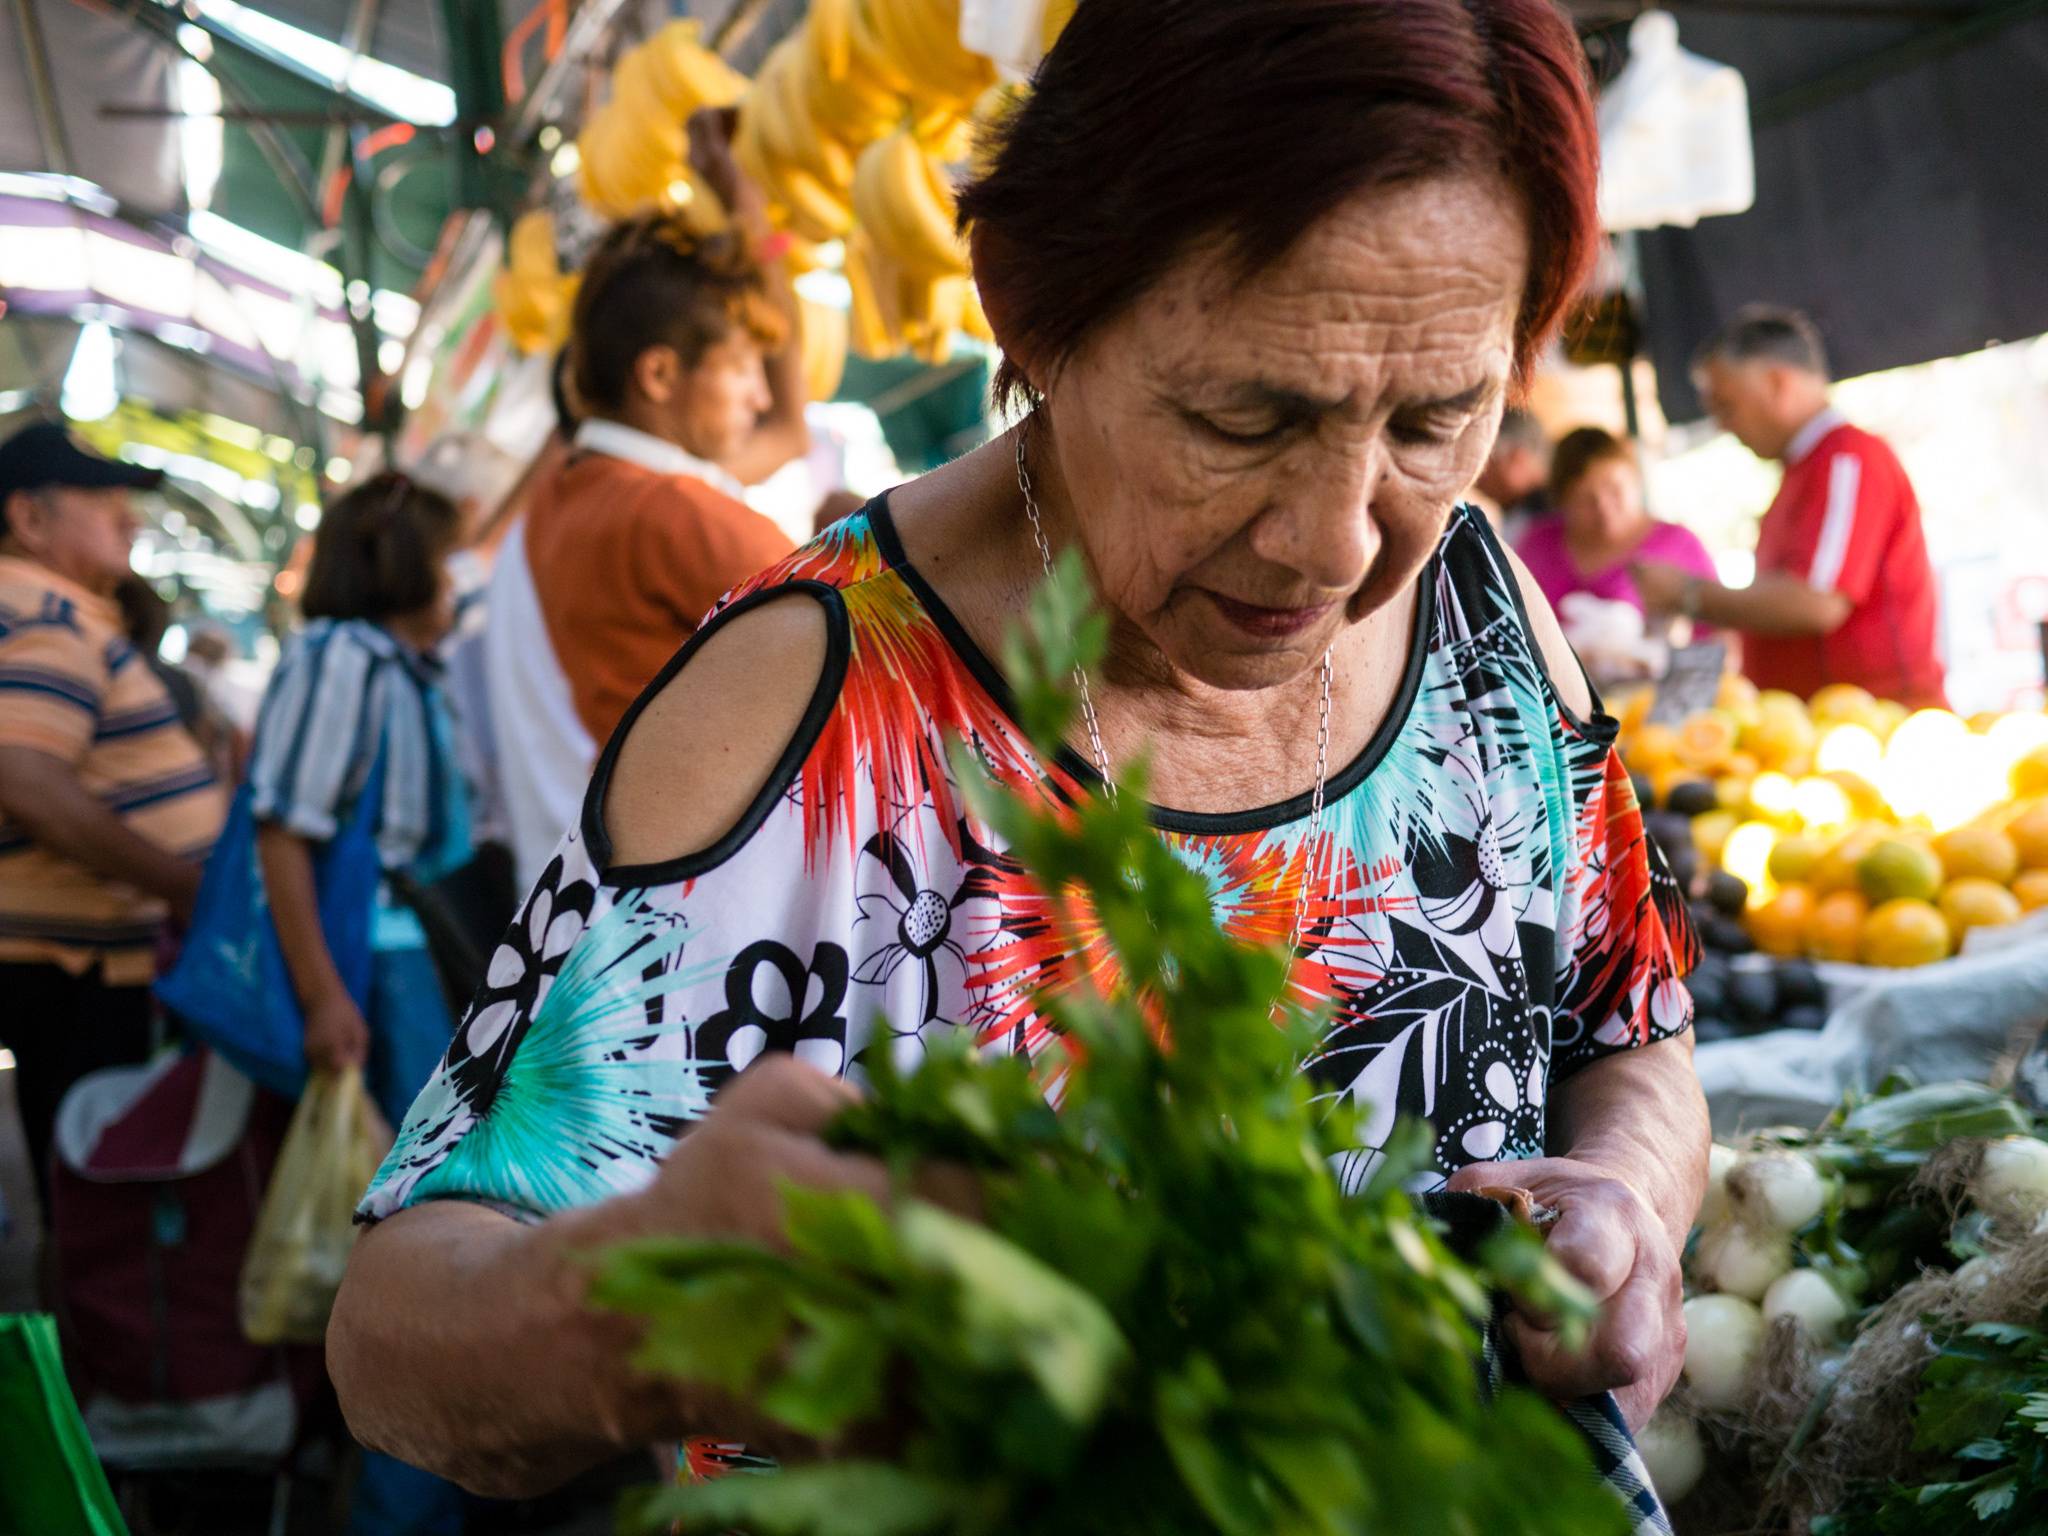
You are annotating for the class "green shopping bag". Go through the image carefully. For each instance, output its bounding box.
[0,1313,128,1536]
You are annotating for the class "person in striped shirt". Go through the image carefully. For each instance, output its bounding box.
[0,421,226,1212]
[1633,307,1947,707]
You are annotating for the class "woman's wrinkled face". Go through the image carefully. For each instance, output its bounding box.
[1037,174,1527,692]
[1561,456,1646,548]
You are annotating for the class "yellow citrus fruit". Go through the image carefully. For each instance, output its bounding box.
[1824,769,1888,821]
[2011,869,2048,913]
[1628,721,1682,774]
[1806,889,1869,962]
[1939,878,2022,944]
[1857,837,1944,905]
[2012,745,2048,800]
[1692,810,1739,866]
[2011,801,2048,870]
[1613,686,1655,737]
[1743,711,1817,771]
[1812,825,1884,896]
[1677,710,1741,774]
[1767,834,1826,885]
[1936,825,2021,886]
[1747,883,1817,958]
[1716,671,1760,713]
[1809,683,1877,727]
[1715,775,1754,813]
[1724,750,1761,781]
[1969,710,2005,734]
[1870,700,1909,740]
[1860,899,1951,967]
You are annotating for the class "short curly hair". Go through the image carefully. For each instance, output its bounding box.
[569,214,787,415]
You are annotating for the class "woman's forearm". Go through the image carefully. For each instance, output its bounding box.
[330,1197,685,1497]
[256,824,347,1009]
[1552,1036,1710,1254]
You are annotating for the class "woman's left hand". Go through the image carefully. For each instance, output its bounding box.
[1628,560,1693,617]
[1446,1155,1685,1432]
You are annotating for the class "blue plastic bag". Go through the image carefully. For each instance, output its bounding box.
[156,753,386,1101]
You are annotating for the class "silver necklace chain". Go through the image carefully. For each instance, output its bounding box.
[1014,427,1334,963]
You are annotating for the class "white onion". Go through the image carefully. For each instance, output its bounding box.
[1727,1151,1827,1234]
[1762,1268,1849,1338]
[1636,1408,1705,1506]
[1683,1293,1765,1410]
[1696,1220,1793,1300]
[1972,1137,2048,1223]
[1952,1254,1998,1294]
[1699,1143,1741,1229]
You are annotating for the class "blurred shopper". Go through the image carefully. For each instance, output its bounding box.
[0,422,225,1212]
[244,470,473,1536]
[248,472,472,1126]
[1634,306,1947,706]
[524,116,801,751]
[1472,406,1552,542]
[1518,427,1716,626]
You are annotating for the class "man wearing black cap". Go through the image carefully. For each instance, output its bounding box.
[0,420,225,1215]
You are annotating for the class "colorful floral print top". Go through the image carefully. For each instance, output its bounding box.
[358,498,1696,1230]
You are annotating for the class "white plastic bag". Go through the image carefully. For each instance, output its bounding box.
[239,1068,391,1345]
[1597,11,1754,232]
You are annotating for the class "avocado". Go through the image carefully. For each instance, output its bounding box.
[1707,871,1750,918]
[1775,961,1826,1009]
[1664,780,1719,818]
[1779,1003,1828,1033]
[1706,916,1755,955]
[1728,967,1781,1025]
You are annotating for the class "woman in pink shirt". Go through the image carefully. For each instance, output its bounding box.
[1515,427,1716,629]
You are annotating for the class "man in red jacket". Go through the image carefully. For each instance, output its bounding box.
[1635,307,1947,707]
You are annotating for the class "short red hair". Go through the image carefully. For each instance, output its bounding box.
[960,0,1601,411]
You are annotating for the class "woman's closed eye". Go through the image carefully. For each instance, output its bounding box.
[1186,409,1292,447]
[1388,409,1471,447]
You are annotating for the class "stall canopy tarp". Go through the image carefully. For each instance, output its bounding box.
[1619,2,2048,420]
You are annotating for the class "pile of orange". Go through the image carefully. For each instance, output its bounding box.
[1614,681,2048,970]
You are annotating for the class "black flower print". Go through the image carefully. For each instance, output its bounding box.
[696,940,851,1096]
[445,853,598,1114]
[852,830,978,1023]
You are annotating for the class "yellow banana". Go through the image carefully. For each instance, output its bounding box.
[641,19,749,114]
[806,0,853,84]
[798,296,849,402]
[507,209,556,283]
[611,47,664,126]
[851,134,921,278]
[848,0,915,97]
[886,0,995,103]
[844,230,894,357]
[886,130,968,277]
[777,163,855,243]
[768,42,855,189]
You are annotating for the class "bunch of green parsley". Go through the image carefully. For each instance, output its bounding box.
[591,553,1627,1536]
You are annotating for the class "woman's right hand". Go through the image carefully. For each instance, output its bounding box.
[629,1054,892,1249]
[304,988,371,1075]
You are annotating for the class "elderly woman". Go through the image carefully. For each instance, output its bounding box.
[330,0,1707,1502]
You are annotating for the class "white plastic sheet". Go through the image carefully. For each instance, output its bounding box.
[1695,923,2048,1136]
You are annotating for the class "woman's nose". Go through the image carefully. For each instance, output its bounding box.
[1246,439,1382,593]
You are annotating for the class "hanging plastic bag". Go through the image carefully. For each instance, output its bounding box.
[238,1069,392,1346]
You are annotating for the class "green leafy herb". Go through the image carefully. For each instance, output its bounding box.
[592,549,1624,1536]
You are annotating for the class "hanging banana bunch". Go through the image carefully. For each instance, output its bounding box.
[493,210,579,355]
[799,295,850,404]
[576,20,747,227]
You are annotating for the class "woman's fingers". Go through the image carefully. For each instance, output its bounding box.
[1509,1261,1666,1401]
[1537,1192,1638,1302]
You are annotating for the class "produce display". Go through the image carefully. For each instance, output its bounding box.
[1641,1077,2048,1531]
[1616,679,2048,973]
[590,557,1629,1536]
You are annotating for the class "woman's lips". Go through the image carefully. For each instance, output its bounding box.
[1203,590,1336,639]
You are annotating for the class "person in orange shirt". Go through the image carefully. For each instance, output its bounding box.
[519,118,805,760]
